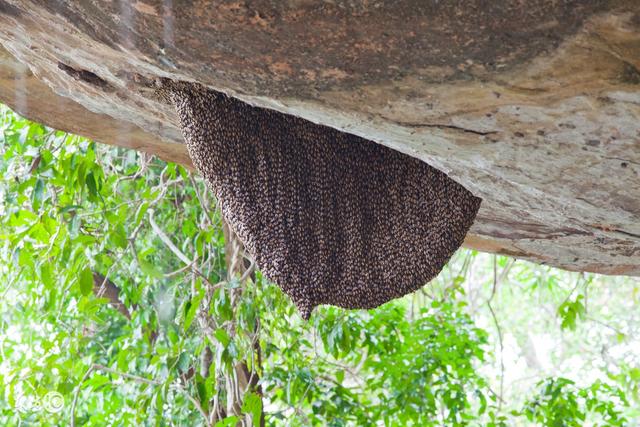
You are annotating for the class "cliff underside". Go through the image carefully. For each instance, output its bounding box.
[0,0,638,275]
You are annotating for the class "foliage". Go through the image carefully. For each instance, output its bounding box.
[0,105,636,426]
[518,378,628,427]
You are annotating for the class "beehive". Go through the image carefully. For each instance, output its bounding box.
[160,81,481,319]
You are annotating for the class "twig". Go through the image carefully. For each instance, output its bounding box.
[487,256,504,412]
[70,365,95,427]
[176,387,212,427]
[114,152,153,192]
[189,175,215,226]
[148,209,192,265]
[148,209,222,290]
[164,261,198,277]
[92,364,160,386]
[559,273,583,308]
[91,364,211,426]
[587,317,627,336]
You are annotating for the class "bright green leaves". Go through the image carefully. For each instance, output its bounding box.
[139,258,164,279]
[108,223,128,249]
[242,391,263,426]
[181,284,204,332]
[138,247,163,279]
[78,267,94,296]
[212,286,234,322]
[134,200,149,227]
[518,378,628,427]
[363,302,489,426]
[85,171,98,199]
[258,299,493,426]
[31,177,45,210]
[0,106,217,426]
[213,328,231,347]
[558,294,587,331]
[214,415,240,426]
[317,312,356,357]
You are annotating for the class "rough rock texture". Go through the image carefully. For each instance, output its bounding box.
[0,1,638,275]
[0,46,191,165]
[164,82,481,318]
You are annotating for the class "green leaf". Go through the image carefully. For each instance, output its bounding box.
[110,223,128,249]
[139,259,163,279]
[558,295,586,331]
[195,372,210,413]
[214,328,231,347]
[79,267,94,296]
[85,374,111,390]
[31,178,45,209]
[184,288,204,332]
[241,391,263,426]
[214,416,240,427]
[85,171,98,197]
[134,201,149,226]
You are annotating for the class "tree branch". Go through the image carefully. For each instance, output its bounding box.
[92,272,132,319]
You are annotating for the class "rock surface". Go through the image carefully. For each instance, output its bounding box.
[0,0,637,275]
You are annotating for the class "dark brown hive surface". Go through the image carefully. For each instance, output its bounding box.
[163,82,481,319]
